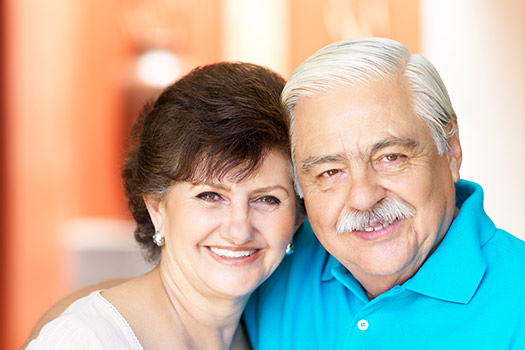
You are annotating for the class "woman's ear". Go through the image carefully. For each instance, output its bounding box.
[144,195,165,233]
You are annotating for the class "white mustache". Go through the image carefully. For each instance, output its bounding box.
[336,197,415,234]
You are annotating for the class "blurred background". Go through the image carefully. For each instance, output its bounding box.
[1,0,524,348]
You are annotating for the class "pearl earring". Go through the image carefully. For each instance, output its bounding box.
[285,242,294,255]
[152,231,165,247]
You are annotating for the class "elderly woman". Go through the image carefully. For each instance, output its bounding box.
[28,62,302,349]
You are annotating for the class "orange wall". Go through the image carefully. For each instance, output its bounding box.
[0,0,7,342]
[2,0,221,348]
[3,1,130,348]
[289,0,420,72]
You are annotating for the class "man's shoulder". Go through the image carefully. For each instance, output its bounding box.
[483,228,525,259]
[477,229,525,316]
[482,229,525,276]
[455,180,525,281]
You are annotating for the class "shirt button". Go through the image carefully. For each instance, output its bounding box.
[357,319,369,331]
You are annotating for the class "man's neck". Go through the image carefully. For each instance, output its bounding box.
[351,220,454,300]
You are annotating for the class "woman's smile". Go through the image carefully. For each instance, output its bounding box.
[207,246,263,266]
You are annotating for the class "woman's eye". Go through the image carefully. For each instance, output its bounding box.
[197,192,221,201]
[256,196,281,205]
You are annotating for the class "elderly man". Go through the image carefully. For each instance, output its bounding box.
[244,37,525,349]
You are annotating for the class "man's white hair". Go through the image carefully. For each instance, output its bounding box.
[282,37,457,197]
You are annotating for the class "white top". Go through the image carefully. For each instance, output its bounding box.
[27,291,143,349]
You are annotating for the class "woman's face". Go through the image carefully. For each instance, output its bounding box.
[147,150,297,299]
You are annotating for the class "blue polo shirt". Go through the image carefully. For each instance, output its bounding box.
[245,180,525,349]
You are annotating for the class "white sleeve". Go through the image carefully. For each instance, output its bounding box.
[26,316,104,350]
[26,291,142,349]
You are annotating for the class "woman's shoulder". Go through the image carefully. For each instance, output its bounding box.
[26,291,143,349]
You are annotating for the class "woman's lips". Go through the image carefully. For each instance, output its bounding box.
[206,246,262,265]
[209,247,257,258]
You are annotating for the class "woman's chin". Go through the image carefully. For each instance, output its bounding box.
[204,272,265,300]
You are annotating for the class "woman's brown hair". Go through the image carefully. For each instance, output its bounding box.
[123,62,291,263]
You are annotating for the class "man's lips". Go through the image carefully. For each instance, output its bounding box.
[352,219,402,241]
[362,219,395,232]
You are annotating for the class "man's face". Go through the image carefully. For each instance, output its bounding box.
[293,78,461,295]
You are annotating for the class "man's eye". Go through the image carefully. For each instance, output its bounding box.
[383,154,400,162]
[321,169,339,177]
[197,192,221,201]
[373,153,408,171]
[257,196,281,205]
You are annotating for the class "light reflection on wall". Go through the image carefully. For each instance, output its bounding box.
[221,0,290,75]
[136,49,181,87]
[323,0,390,40]
[422,0,525,239]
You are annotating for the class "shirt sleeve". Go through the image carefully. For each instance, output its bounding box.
[26,316,104,350]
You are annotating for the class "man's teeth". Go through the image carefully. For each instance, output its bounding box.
[363,220,394,232]
[210,247,256,258]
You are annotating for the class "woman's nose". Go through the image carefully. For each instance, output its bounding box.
[221,203,254,245]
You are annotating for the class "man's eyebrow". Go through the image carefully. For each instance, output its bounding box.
[300,138,419,173]
[300,154,347,173]
[369,137,420,154]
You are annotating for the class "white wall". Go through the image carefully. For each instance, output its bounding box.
[220,0,290,75]
[421,0,525,240]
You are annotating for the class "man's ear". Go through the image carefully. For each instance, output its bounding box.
[293,197,306,231]
[143,195,165,233]
[446,116,462,183]
[294,213,306,232]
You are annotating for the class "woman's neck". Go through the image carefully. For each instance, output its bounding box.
[103,263,251,349]
[156,260,250,349]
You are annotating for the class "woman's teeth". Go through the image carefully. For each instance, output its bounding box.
[210,247,256,258]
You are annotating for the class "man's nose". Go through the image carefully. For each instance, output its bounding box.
[221,203,254,245]
[344,168,386,211]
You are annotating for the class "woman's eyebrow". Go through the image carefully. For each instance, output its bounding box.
[252,185,291,194]
[190,182,230,191]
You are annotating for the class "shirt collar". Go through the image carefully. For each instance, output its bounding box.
[404,180,494,303]
[322,255,370,303]
[320,180,495,304]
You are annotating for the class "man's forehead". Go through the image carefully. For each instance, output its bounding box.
[291,80,425,154]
